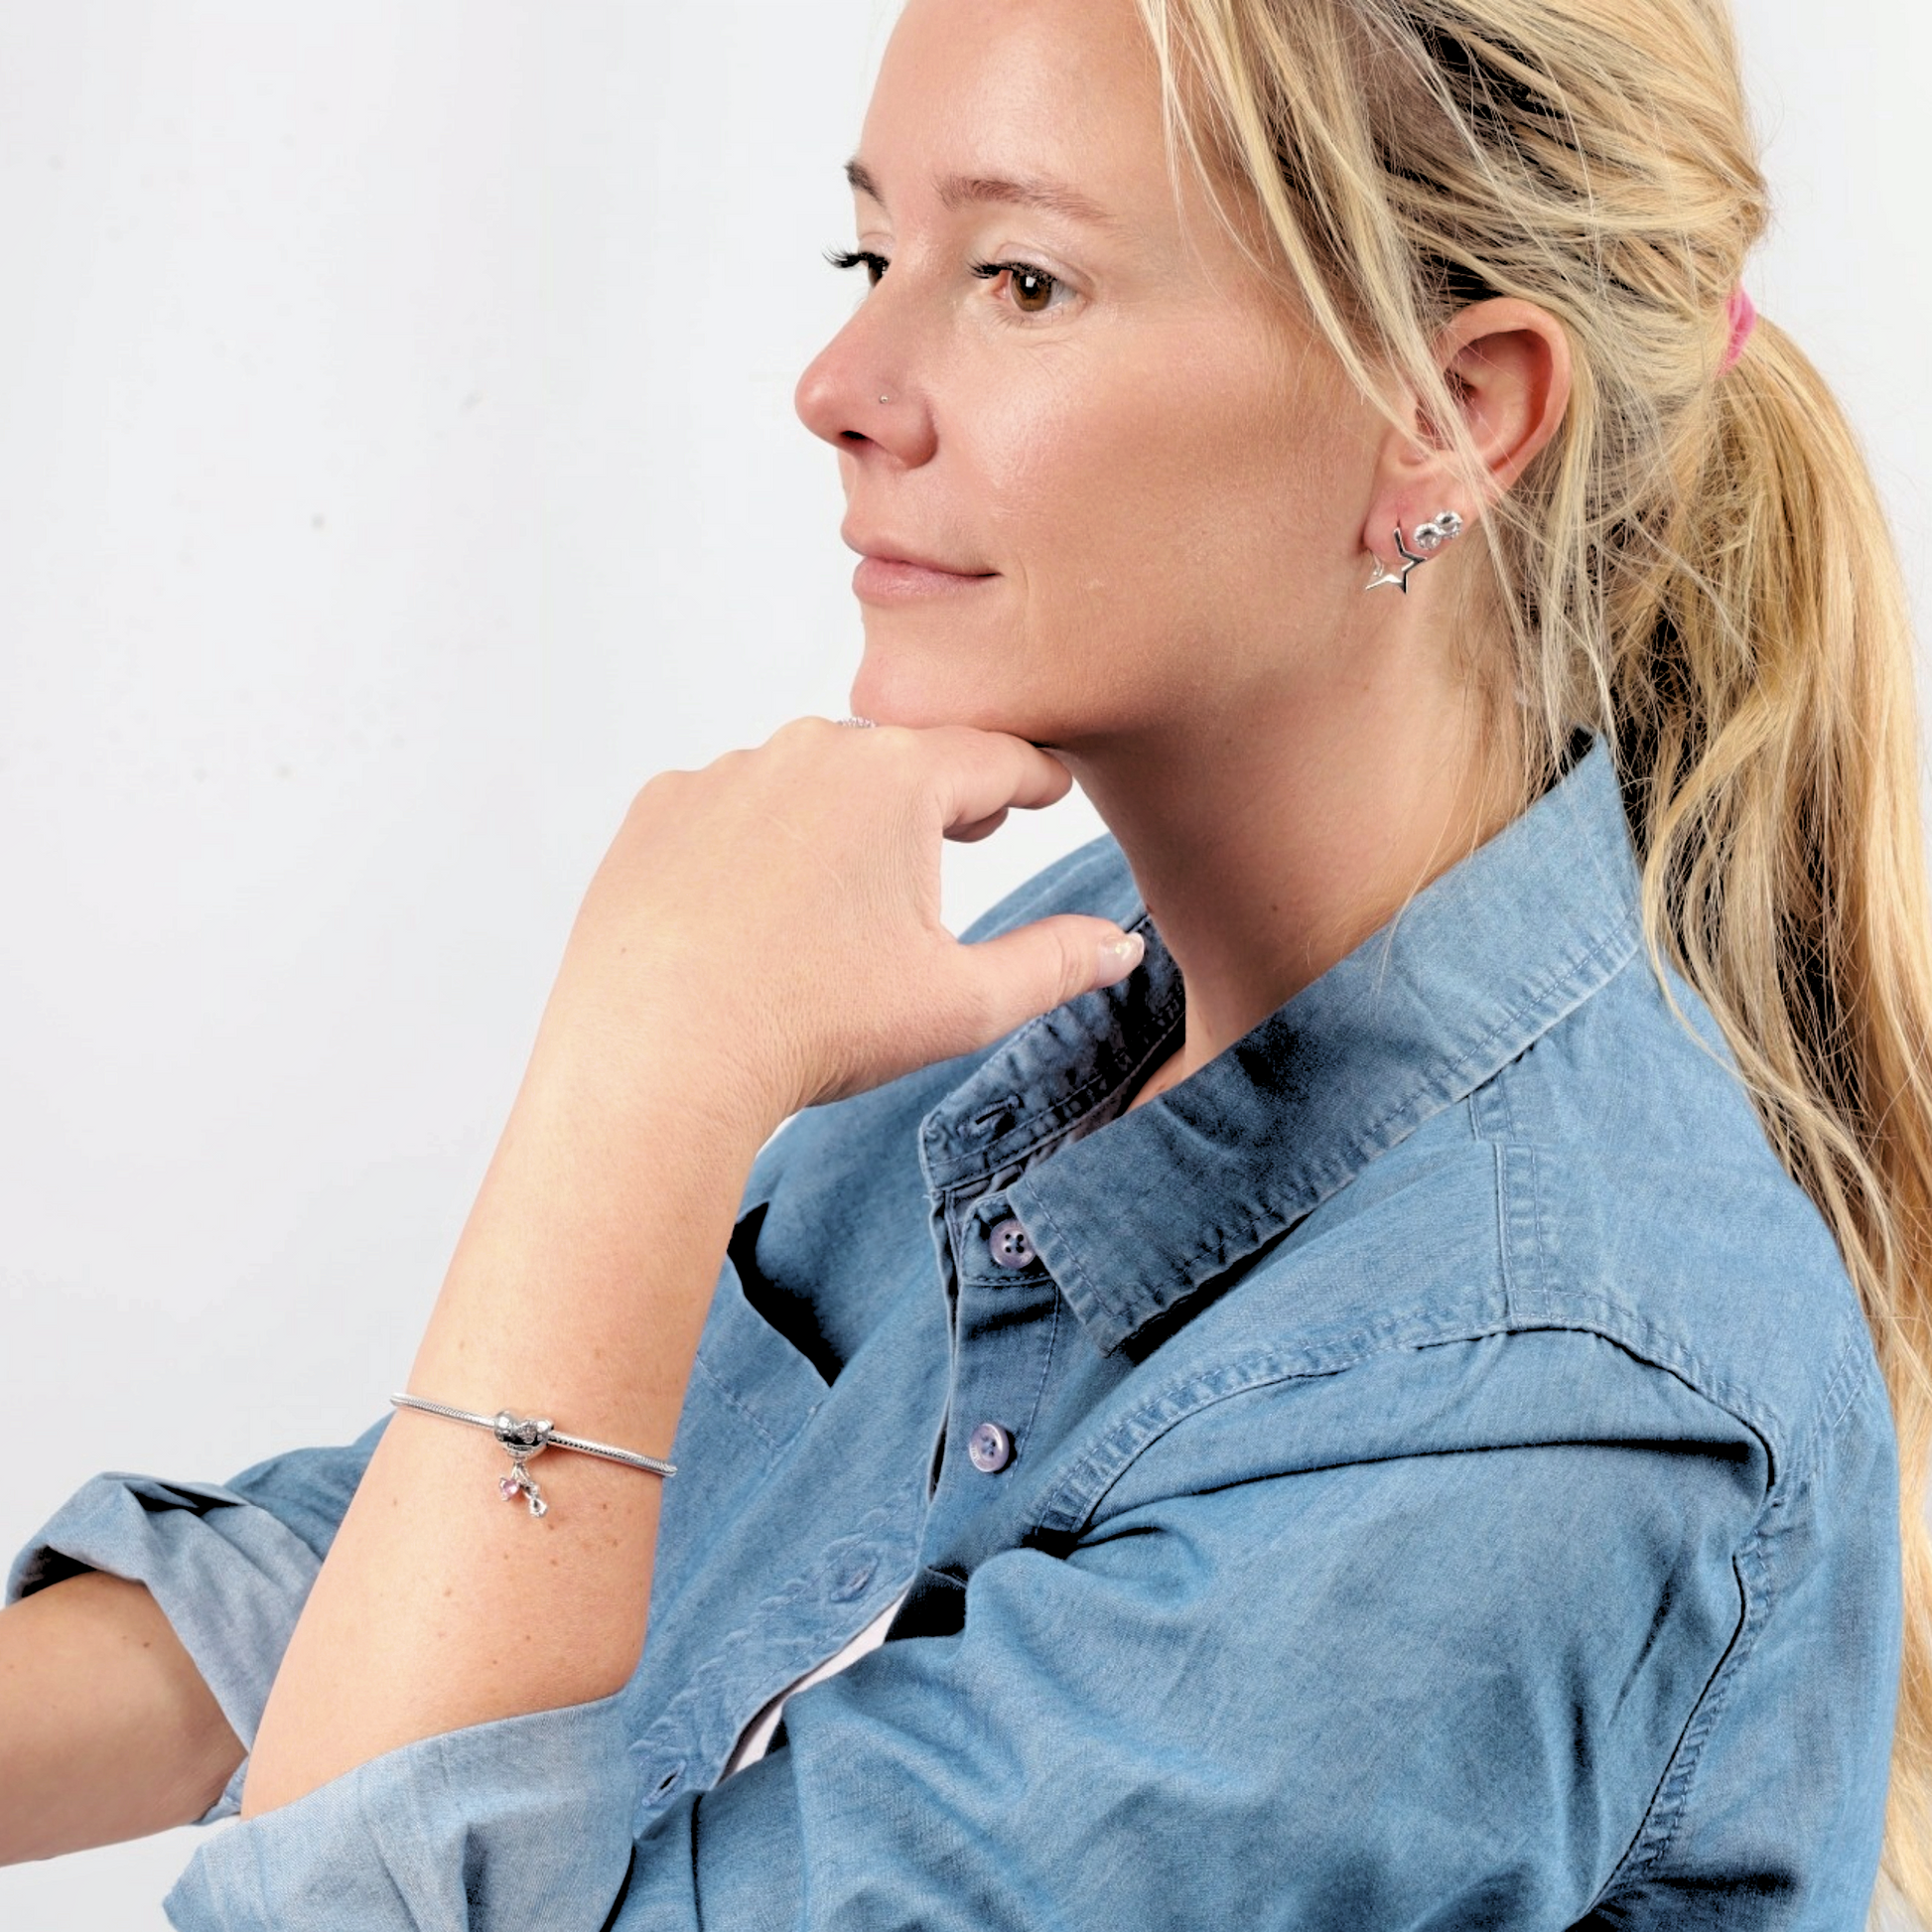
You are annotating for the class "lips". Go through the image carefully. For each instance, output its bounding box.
[864,554,990,577]
[842,529,994,579]
[844,528,998,604]
[851,557,998,603]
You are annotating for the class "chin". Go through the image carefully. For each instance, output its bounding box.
[847,634,1015,735]
[845,617,1120,749]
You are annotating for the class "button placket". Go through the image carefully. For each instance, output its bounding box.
[923,1196,1053,1517]
[958,1210,1035,1474]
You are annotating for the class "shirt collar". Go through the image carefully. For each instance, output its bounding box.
[918,739,1644,1354]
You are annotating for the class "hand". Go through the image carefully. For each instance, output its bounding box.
[528,718,1143,1135]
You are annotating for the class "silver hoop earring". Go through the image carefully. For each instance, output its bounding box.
[1364,508,1463,594]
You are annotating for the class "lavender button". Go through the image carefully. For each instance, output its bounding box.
[987,1217,1035,1271]
[967,1421,1014,1474]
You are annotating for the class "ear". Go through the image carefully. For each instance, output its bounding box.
[1358,297,1572,567]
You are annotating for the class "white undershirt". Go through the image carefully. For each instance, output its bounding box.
[721,1591,907,1776]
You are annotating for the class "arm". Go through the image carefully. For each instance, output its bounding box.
[167,1355,1763,1929]
[0,1573,241,1863]
[242,721,1138,1813]
[0,1422,387,1851]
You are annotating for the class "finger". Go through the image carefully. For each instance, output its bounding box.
[949,916,1145,1049]
[909,727,1075,835]
[945,807,1010,845]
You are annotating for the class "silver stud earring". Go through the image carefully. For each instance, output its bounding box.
[878,393,890,404]
[1364,508,1463,594]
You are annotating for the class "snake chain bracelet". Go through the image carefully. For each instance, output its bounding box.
[389,1392,676,1520]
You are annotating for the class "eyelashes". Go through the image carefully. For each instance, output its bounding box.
[825,246,888,285]
[826,247,1066,315]
[970,258,1061,314]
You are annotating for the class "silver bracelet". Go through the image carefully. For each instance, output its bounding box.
[389,1392,676,1520]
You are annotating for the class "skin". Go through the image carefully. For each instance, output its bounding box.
[1,0,1572,1846]
[797,0,1569,1103]
[0,1574,241,1863]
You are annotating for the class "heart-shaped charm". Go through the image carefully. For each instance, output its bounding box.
[491,1410,554,1458]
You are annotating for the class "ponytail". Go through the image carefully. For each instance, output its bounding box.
[1622,315,1932,1918]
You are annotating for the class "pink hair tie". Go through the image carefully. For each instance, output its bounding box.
[1721,285,1756,374]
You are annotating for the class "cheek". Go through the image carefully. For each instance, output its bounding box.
[847,322,1374,739]
[979,336,1365,654]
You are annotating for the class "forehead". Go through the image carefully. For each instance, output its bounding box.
[857,0,1171,217]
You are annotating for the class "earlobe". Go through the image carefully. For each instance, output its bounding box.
[1364,508,1464,595]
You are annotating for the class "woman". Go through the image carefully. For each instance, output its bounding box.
[4,0,1928,1922]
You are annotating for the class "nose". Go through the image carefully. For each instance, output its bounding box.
[794,292,936,469]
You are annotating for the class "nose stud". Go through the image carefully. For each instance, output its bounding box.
[878,393,890,404]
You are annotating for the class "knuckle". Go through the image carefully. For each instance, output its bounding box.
[629,767,682,812]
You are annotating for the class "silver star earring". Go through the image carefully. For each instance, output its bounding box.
[1365,509,1463,594]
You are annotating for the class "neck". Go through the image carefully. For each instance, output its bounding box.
[1057,642,1524,1110]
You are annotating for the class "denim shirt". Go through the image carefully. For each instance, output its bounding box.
[9,741,1902,1929]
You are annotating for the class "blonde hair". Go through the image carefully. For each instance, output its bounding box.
[1129,0,1932,1916]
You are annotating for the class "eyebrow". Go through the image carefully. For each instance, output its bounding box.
[844,157,1119,228]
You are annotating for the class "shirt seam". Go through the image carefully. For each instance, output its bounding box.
[1030,1314,1776,1541]
[690,1351,786,1459]
[1590,1518,1776,1899]
[1795,1315,1879,1492]
[1584,1307,1875,1907]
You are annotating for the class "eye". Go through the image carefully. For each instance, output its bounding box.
[971,259,1065,316]
[825,247,888,288]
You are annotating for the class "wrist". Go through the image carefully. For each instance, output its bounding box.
[525,979,798,1152]
[415,1035,769,1420]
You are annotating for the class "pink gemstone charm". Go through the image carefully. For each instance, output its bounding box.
[498,1474,521,1502]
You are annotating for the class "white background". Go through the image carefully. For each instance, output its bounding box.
[1,2,1924,1924]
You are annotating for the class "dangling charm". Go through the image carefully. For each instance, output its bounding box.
[492,1409,553,1519]
[1364,525,1426,593]
[1364,509,1462,594]
[496,1463,548,1517]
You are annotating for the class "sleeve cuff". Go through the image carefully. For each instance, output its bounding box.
[9,1473,336,1821]
[163,1694,639,1932]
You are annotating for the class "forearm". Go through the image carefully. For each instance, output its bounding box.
[239,724,1131,1819]
[0,1571,243,1863]
[242,1036,772,1815]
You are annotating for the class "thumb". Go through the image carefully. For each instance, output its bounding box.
[953,916,1145,1049]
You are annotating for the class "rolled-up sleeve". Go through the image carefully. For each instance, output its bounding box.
[6,1421,386,1822]
[159,1414,1761,1930]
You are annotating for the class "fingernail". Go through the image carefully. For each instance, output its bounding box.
[1097,931,1145,982]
